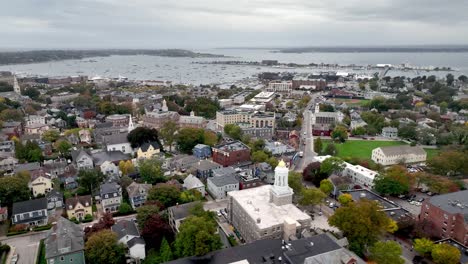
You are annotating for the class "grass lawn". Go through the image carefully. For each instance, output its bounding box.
[323,139,440,161]
[330,98,370,107]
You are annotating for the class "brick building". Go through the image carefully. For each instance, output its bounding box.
[419,190,468,246]
[212,141,250,167]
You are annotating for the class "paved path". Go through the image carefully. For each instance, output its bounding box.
[2,232,47,264]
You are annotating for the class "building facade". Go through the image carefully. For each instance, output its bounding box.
[66,195,92,220]
[371,145,427,166]
[266,81,293,93]
[126,182,152,210]
[100,182,122,213]
[212,141,251,167]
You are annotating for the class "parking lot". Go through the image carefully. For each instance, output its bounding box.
[388,193,431,216]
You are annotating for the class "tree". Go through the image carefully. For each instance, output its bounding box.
[351,126,366,136]
[314,137,323,154]
[54,139,72,155]
[117,202,132,214]
[431,243,461,264]
[174,216,222,257]
[180,189,203,203]
[141,213,173,249]
[369,241,404,264]
[147,184,181,208]
[159,121,178,151]
[136,204,161,229]
[458,75,468,83]
[223,124,243,140]
[176,127,204,153]
[319,179,334,195]
[118,160,135,176]
[22,87,40,100]
[446,73,455,86]
[158,237,174,263]
[288,171,303,194]
[84,213,115,240]
[299,188,326,206]
[251,150,269,163]
[374,166,412,196]
[328,199,395,255]
[203,130,218,146]
[77,170,105,194]
[302,162,326,187]
[0,109,23,122]
[331,125,348,143]
[85,230,126,264]
[0,173,31,207]
[413,238,434,257]
[42,130,60,142]
[127,127,162,148]
[15,140,43,162]
[398,124,417,140]
[323,142,338,156]
[138,158,164,184]
[428,150,468,176]
[266,156,279,168]
[320,157,345,176]
[337,193,353,206]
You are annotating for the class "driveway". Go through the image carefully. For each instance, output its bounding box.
[2,232,47,264]
[203,199,228,212]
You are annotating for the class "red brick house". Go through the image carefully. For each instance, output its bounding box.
[212,141,250,167]
[419,190,468,246]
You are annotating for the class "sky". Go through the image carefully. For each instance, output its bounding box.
[1,0,468,49]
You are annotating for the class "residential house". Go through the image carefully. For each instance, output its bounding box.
[136,141,160,159]
[207,174,239,199]
[168,202,198,233]
[64,176,78,190]
[0,156,18,173]
[91,150,130,167]
[381,126,398,138]
[29,174,53,197]
[45,217,85,264]
[102,133,133,154]
[192,159,222,180]
[0,207,7,222]
[65,195,92,221]
[192,144,212,159]
[126,182,152,210]
[183,174,206,197]
[111,220,146,260]
[371,145,427,166]
[78,129,92,144]
[100,182,122,213]
[212,141,251,167]
[25,123,50,136]
[46,190,64,210]
[12,198,48,226]
[71,149,94,170]
[170,155,200,172]
[264,141,295,155]
[100,160,120,177]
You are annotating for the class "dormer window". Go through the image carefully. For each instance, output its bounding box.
[113,193,117,197]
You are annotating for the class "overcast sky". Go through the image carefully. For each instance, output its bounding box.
[2,0,468,49]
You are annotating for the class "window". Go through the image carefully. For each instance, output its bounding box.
[61,257,64,261]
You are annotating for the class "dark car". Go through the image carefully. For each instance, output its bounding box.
[417,197,425,202]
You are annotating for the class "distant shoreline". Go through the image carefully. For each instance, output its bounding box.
[0,49,225,66]
[214,46,468,53]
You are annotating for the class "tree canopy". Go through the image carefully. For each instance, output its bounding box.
[369,241,404,264]
[127,127,162,148]
[85,230,126,264]
[138,158,165,184]
[431,243,461,264]
[147,184,181,208]
[224,124,243,140]
[374,166,412,196]
[77,169,105,194]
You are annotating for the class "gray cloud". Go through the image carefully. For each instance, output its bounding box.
[1,0,467,49]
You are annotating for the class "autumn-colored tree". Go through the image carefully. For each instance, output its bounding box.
[413,238,434,257]
[431,243,461,264]
[85,230,125,264]
[369,241,404,264]
[337,193,353,206]
[84,213,115,240]
[374,165,413,196]
[141,213,173,249]
[319,179,334,195]
[118,160,135,176]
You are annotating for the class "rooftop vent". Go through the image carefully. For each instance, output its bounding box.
[257,218,261,223]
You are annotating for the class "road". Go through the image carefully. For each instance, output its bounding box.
[1,232,47,264]
[295,94,319,172]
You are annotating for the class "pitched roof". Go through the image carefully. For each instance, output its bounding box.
[168,202,198,220]
[65,195,92,209]
[92,151,130,166]
[46,189,63,200]
[126,182,152,198]
[100,182,121,196]
[377,145,426,156]
[15,162,41,172]
[12,197,47,215]
[139,141,160,152]
[208,174,239,187]
[45,217,84,259]
[127,237,145,248]
[183,174,204,190]
[102,133,129,145]
[71,149,92,162]
[111,220,140,240]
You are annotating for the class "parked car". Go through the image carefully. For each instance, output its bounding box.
[11,254,18,264]
[417,197,425,202]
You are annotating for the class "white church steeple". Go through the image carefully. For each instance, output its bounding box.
[13,75,21,94]
[128,115,135,133]
[161,99,168,112]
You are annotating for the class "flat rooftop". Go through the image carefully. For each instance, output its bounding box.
[228,185,311,229]
[342,189,399,210]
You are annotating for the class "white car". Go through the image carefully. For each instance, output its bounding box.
[11,254,18,264]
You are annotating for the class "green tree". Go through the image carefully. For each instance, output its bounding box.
[138,158,165,184]
[331,125,348,143]
[180,189,203,203]
[136,205,161,229]
[176,127,205,153]
[267,156,279,168]
[413,238,434,257]
[174,216,222,257]
[22,87,40,100]
[458,75,468,83]
[319,179,334,195]
[351,126,366,136]
[77,170,105,194]
[147,184,181,208]
[42,130,60,142]
[328,199,394,255]
[446,73,455,86]
[320,157,345,176]
[159,120,178,151]
[314,137,323,154]
[251,150,269,163]
[203,130,218,146]
[223,124,243,140]
[428,150,468,176]
[299,188,326,206]
[54,139,72,154]
[0,172,31,207]
[288,171,303,194]
[303,162,326,187]
[117,202,133,214]
[85,230,126,264]
[323,142,338,156]
[337,193,353,206]
[369,241,404,264]
[158,237,173,263]
[431,243,461,264]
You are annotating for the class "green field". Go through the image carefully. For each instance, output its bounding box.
[322,139,440,161]
[330,98,370,107]
[322,140,405,160]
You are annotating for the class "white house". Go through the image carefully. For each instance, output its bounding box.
[102,133,133,155]
[72,149,94,170]
[371,145,426,166]
[381,127,398,138]
[182,174,206,196]
[111,220,145,260]
[100,161,120,177]
[207,174,239,199]
[79,130,92,144]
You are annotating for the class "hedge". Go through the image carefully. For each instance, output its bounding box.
[6,230,28,237]
[33,224,52,232]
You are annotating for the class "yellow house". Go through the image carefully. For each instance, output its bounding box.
[29,175,53,197]
[65,195,93,220]
[137,141,161,159]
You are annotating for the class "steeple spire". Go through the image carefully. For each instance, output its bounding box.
[128,115,135,133]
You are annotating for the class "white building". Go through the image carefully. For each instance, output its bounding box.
[216,110,275,131]
[227,160,311,243]
[182,174,206,197]
[381,127,398,138]
[371,145,427,166]
[111,220,146,260]
[26,115,46,126]
[266,81,293,93]
[264,141,295,155]
[102,133,133,155]
[207,174,239,199]
[251,91,276,104]
[100,161,120,177]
